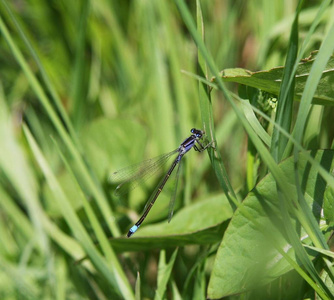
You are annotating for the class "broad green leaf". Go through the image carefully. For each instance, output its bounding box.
[208,150,334,299]
[108,194,233,252]
[110,224,225,253]
[218,51,334,105]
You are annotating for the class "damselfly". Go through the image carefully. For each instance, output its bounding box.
[109,128,210,237]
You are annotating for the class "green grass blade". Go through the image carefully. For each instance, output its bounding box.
[0,186,34,243]
[289,8,334,254]
[1,0,79,146]
[155,249,178,300]
[208,150,333,299]
[0,93,48,252]
[0,12,120,237]
[135,272,141,300]
[23,125,134,300]
[270,0,303,162]
[175,0,334,297]
[290,16,334,287]
[196,0,238,209]
[70,0,90,128]
[51,136,118,262]
[240,100,271,147]
[293,22,334,145]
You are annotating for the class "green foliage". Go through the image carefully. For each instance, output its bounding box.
[0,0,334,299]
[208,150,334,298]
[220,51,334,106]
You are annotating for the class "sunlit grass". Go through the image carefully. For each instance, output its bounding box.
[0,0,333,299]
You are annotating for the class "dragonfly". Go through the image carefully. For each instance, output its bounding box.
[109,128,211,237]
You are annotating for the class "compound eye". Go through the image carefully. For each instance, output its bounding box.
[190,128,195,133]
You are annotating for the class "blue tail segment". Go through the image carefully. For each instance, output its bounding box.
[127,225,139,238]
[112,128,207,237]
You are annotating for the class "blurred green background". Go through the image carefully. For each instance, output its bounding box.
[0,0,333,299]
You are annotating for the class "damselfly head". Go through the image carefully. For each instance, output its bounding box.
[190,128,203,138]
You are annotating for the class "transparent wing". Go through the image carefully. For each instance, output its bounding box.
[109,148,179,196]
[168,155,183,222]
